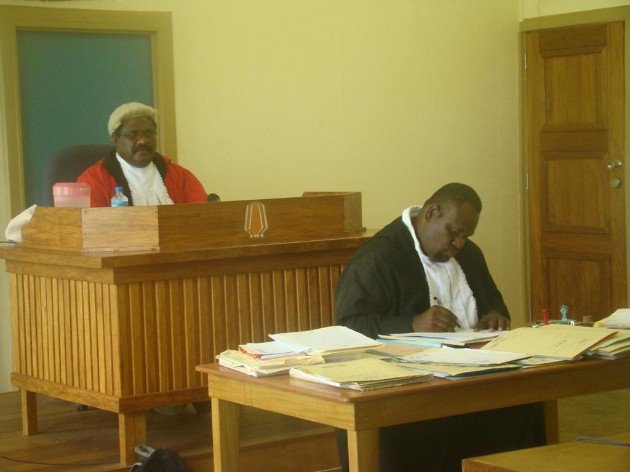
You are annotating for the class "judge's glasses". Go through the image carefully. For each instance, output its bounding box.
[119,129,157,141]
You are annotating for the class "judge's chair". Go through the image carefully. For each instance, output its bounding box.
[41,144,220,206]
[40,144,112,206]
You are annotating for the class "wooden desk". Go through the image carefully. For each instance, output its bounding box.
[0,193,372,466]
[196,358,630,472]
[462,433,630,471]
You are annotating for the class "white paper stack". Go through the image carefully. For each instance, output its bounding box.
[269,325,382,356]
[595,309,630,329]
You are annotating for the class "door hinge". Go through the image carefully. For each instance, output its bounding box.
[523,52,527,71]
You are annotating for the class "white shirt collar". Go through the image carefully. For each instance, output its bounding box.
[401,205,478,329]
[116,154,173,206]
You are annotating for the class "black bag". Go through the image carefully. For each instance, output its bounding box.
[129,445,192,472]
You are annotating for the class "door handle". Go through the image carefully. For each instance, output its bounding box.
[608,160,623,170]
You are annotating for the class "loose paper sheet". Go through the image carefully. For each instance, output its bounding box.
[400,346,529,366]
[270,326,381,354]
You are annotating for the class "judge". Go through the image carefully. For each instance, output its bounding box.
[78,102,207,207]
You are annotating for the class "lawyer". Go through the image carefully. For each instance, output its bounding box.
[334,182,545,472]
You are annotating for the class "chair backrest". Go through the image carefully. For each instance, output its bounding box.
[40,144,112,206]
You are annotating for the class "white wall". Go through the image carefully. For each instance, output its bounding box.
[0,0,618,392]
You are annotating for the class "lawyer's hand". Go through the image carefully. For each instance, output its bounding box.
[475,311,510,331]
[412,305,460,332]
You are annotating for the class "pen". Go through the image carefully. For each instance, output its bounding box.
[432,297,460,330]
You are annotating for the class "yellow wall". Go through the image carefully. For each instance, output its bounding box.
[0,0,620,392]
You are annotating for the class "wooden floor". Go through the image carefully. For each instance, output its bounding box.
[0,392,341,472]
[557,388,630,442]
[0,388,629,471]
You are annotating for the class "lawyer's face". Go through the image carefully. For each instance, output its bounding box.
[112,116,157,167]
[419,202,479,262]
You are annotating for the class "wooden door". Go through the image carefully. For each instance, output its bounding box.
[526,21,626,322]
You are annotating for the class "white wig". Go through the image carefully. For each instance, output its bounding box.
[108,102,158,136]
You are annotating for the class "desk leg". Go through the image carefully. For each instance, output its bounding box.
[20,390,38,435]
[212,397,240,472]
[347,428,379,472]
[544,400,559,444]
[118,411,146,466]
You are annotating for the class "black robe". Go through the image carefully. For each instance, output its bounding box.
[333,216,546,472]
[335,216,509,337]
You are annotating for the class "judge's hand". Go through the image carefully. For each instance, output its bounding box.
[412,305,460,332]
[475,311,510,331]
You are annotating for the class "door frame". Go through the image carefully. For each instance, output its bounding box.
[520,6,630,319]
[0,5,177,216]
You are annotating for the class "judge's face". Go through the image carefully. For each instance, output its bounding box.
[417,202,479,262]
[112,116,157,167]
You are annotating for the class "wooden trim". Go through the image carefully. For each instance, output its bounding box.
[520,6,630,32]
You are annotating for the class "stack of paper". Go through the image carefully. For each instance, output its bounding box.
[399,347,530,365]
[389,346,527,379]
[481,324,618,360]
[238,340,306,359]
[217,349,325,377]
[367,343,430,358]
[379,329,501,348]
[289,357,432,391]
[595,309,630,329]
[586,330,630,360]
[270,326,382,357]
[218,326,383,377]
[392,361,522,379]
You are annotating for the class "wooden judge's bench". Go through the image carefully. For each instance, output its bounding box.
[0,192,373,466]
